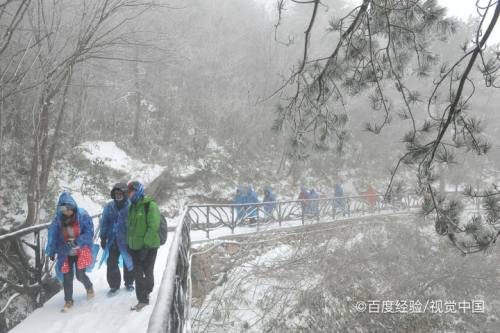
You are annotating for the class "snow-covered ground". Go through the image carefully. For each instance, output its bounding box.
[10,221,175,333]
[7,140,170,333]
[78,141,164,185]
[58,140,166,217]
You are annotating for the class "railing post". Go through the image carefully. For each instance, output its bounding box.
[407,194,411,211]
[256,206,260,232]
[347,198,351,217]
[301,201,305,225]
[206,206,210,239]
[34,230,42,284]
[316,199,320,223]
[331,198,335,221]
[277,202,282,227]
[231,205,235,234]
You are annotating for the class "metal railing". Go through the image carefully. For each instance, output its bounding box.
[146,192,424,333]
[148,208,191,333]
[184,193,423,238]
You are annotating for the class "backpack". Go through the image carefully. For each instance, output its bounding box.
[144,201,168,246]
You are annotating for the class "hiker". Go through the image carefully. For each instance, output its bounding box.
[298,186,310,215]
[364,185,378,211]
[127,181,161,311]
[46,192,96,312]
[99,183,134,296]
[233,186,246,221]
[309,188,320,216]
[333,182,346,216]
[263,187,277,216]
[245,184,260,223]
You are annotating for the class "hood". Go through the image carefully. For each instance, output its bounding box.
[56,192,78,220]
[57,192,78,210]
[111,182,128,199]
[128,181,145,204]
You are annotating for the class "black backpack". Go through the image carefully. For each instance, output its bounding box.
[144,201,168,246]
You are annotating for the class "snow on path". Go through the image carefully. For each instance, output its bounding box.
[10,215,180,333]
[190,209,417,245]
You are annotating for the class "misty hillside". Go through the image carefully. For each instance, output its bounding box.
[1,0,500,332]
[192,215,500,332]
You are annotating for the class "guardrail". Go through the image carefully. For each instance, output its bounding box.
[185,193,423,238]
[146,193,423,333]
[148,208,191,333]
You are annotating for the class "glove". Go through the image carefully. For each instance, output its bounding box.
[49,255,55,261]
[139,249,148,261]
[100,238,107,249]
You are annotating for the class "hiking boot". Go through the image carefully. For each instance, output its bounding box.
[125,285,135,292]
[130,302,148,312]
[61,300,74,313]
[86,287,95,300]
[107,288,119,296]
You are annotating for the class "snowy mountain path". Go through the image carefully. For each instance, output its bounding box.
[10,225,175,333]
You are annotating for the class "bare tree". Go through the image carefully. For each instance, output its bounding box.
[0,1,165,327]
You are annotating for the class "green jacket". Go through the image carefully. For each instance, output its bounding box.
[127,196,161,250]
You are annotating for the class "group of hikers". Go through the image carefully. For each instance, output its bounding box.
[45,181,162,313]
[232,183,383,223]
[45,179,381,312]
[232,183,351,222]
[233,185,277,222]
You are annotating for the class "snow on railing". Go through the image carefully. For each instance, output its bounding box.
[148,207,191,333]
[185,193,423,238]
[0,215,101,298]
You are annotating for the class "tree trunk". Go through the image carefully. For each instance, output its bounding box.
[73,69,86,147]
[133,46,141,145]
[25,97,43,228]
[26,71,70,227]
[0,88,3,189]
[39,71,72,196]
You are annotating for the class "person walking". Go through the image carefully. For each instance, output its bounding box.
[263,187,277,217]
[233,186,246,222]
[99,183,134,296]
[333,182,346,216]
[126,181,161,311]
[46,192,96,312]
[245,184,260,223]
